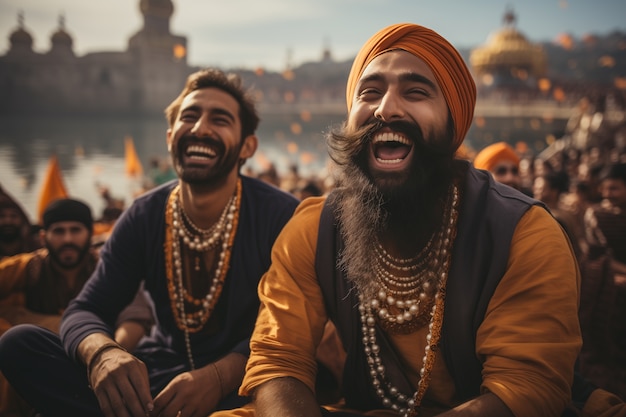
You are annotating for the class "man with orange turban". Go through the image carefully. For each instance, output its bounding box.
[216,23,583,417]
[473,141,525,192]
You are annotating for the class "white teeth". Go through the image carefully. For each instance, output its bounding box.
[377,158,403,164]
[186,145,216,157]
[372,132,410,145]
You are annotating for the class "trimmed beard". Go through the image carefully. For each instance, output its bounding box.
[326,119,457,299]
[171,134,242,186]
[46,241,91,270]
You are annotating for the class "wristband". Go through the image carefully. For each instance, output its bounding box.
[212,362,224,400]
[86,342,127,383]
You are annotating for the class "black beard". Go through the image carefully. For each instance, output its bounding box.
[327,120,457,299]
[0,225,20,243]
[329,119,455,226]
[171,134,241,186]
[46,242,90,270]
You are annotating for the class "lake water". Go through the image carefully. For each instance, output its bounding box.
[0,112,344,221]
[0,111,568,223]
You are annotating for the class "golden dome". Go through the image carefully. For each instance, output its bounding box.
[470,9,547,78]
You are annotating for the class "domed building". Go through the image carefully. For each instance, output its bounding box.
[470,8,547,95]
[48,15,74,59]
[6,12,36,58]
[0,0,196,116]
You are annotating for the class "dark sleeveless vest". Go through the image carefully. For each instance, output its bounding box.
[315,162,543,409]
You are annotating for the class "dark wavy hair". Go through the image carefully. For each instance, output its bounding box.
[164,68,259,139]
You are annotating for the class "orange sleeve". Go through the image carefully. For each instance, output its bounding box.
[240,197,328,396]
[0,252,62,333]
[0,252,34,300]
[478,205,582,417]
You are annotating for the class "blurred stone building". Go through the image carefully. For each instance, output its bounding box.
[0,0,194,117]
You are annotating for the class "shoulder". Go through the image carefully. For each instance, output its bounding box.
[277,196,326,242]
[130,181,177,210]
[294,195,326,220]
[465,163,543,214]
[270,196,326,269]
[0,250,41,269]
[241,175,299,206]
[240,176,300,223]
[116,181,177,226]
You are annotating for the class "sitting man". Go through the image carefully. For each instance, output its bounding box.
[0,186,40,259]
[0,68,299,417]
[219,23,583,417]
[581,162,626,400]
[0,198,153,417]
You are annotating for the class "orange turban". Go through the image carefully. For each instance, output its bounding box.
[346,23,476,151]
[473,142,520,171]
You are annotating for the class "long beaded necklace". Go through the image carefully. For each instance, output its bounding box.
[164,179,241,369]
[176,193,232,254]
[359,183,459,416]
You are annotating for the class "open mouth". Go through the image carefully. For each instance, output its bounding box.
[372,132,413,164]
[184,144,217,161]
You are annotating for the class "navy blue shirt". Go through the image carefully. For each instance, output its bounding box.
[61,176,299,371]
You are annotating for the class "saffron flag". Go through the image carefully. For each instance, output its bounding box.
[125,135,144,177]
[37,155,69,224]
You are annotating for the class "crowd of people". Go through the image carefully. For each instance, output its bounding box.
[0,20,625,417]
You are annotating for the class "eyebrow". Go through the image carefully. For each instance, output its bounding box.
[181,104,236,122]
[359,71,438,91]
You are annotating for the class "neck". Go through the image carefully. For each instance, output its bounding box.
[179,174,239,229]
[51,257,87,290]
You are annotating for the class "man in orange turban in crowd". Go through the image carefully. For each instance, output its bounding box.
[473,141,526,193]
[212,23,602,417]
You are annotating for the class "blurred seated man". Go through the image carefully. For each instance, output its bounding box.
[533,170,585,260]
[0,198,153,417]
[581,162,626,400]
[473,141,531,196]
[0,186,40,259]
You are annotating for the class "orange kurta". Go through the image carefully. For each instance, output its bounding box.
[0,250,63,333]
[221,196,581,417]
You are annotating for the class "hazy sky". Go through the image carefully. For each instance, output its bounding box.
[1,0,625,71]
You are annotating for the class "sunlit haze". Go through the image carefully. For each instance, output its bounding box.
[1,0,625,72]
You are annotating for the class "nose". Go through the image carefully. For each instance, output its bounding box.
[191,114,213,137]
[373,91,404,122]
[58,229,75,243]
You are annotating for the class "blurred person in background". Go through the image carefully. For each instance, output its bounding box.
[0,186,40,259]
[473,141,532,196]
[580,162,626,401]
[0,198,153,417]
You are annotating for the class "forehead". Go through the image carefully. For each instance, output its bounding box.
[0,207,20,216]
[180,87,240,115]
[493,161,518,168]
[46,221,88,231]
[604,178,626,187]
[359,50,438,86]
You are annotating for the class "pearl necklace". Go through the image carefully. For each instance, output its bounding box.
[173,191,234,253]
[164,180,241,369]
[369,185,459,335]
[359,183,459,416]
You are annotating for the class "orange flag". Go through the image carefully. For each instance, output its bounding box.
[125,135,143,177]
[37,155,69,224]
